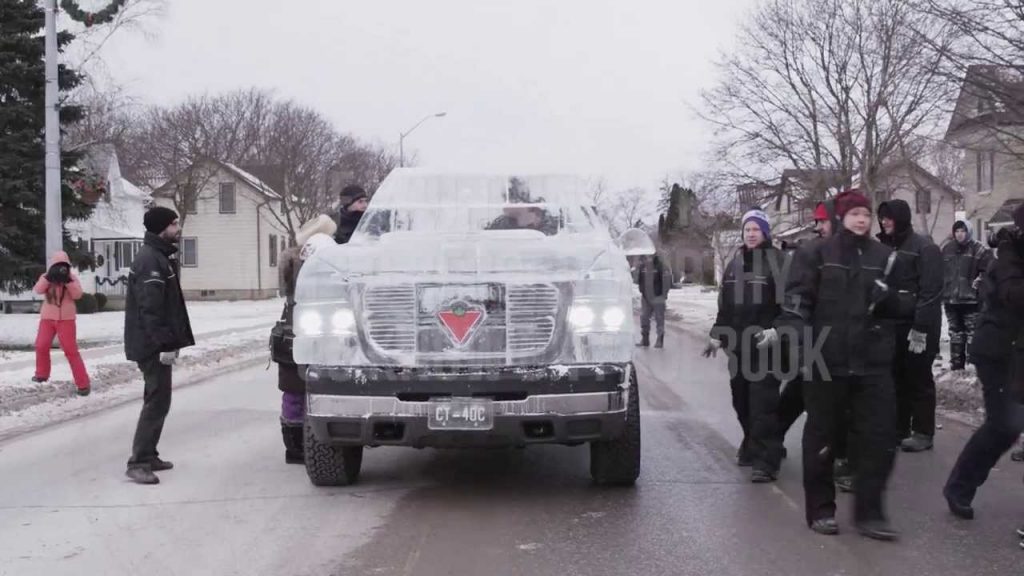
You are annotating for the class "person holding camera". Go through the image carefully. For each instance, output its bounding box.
[32,251,91,396]
[943,207,1024,524]
[123,207,195,485]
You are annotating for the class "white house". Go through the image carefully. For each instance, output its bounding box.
[153,161,288,300]
[66,145,151,302]
[869,160,960,245]
[944,65,1024,243]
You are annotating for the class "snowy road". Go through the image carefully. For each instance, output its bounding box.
[2,325,1022,575]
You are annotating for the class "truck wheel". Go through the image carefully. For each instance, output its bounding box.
[590,370,641,486]
[304,421,363,486]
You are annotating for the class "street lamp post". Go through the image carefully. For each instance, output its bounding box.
[399,112,447,167]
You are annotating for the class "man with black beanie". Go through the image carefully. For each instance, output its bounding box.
[334,185,369,244]
[123,206,195,484]
[941,219,991,371]
[877,199,943,453]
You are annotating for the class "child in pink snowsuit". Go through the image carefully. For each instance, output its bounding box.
[33,251,91,396]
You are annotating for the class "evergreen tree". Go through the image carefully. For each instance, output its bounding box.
[0,0,91,292]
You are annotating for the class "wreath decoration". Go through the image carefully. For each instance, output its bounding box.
[60,0,128,28]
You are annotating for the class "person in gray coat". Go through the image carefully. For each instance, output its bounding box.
[940,219,992,371]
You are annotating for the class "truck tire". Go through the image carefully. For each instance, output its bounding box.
[589,370,641,486]
[304,421,363,486]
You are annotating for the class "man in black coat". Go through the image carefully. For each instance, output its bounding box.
[876,200,944,453]
[334,185,369,244]
[943,212,1024,523]
[124,207,195,485]
[634,253,673,348]
[778,190,902,540]
[941,219,991,371]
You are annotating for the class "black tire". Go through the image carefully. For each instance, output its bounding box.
[304,421,364,486]
[590,369,641,486]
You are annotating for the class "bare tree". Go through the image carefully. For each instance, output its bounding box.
[126,89,273,227]
[605,187,653,237]
[700,0,958,206]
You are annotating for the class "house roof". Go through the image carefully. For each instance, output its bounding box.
[873,159,960,199]
[154,159,282,200]
[945,65,1024,140]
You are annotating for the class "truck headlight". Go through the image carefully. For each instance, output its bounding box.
[602,306,626,330]
[568,304,596,329]
[297,310,324,336]
[331,308,356,335]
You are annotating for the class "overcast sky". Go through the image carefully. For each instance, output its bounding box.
[97,0,755,194]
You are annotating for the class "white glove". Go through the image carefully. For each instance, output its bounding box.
[702,339,721,358]
[159,350,179,366]
[972,276,982,291]
[755,328,779,349]
[908,329,927,354]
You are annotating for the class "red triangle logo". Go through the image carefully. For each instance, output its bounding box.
[438,306,484,346]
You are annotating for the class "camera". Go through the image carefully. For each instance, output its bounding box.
[45,263,71,284]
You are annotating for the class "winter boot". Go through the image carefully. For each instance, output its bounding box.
[809,518,839,535]
[125,467,159,485]
[31,376,47,383]
[654,333,664,349]
[76,386,91,397]
[282,424,304,464]
[901,433,934,453]
[856,519,900,542]
[637,333,650,348]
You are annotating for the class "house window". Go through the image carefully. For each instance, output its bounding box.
[219,182,236,214]
[915,189,932,214]
[181,237,198,268]
[269,234,278,267]
[977,151,995,193]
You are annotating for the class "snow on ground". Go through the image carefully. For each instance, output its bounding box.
[0,298,283,436]
[0,298,283,349]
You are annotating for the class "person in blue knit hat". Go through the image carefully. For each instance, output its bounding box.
[704,207,786,483]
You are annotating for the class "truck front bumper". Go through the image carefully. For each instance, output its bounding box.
[305,363,631,448]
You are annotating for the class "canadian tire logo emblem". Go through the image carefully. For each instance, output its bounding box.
[437,301,485,347]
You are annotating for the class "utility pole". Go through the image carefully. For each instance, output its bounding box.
[44,0,62,257]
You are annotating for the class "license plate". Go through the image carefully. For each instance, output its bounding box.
[427,397,494,431]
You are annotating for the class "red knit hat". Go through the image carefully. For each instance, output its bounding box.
[834,189,871,219]
[813,202,830,221]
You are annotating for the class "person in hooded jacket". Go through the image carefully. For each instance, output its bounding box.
[32,251,91,396]
[876,199,944,453]
[334,185,369,244]
[634,252,674,348]
[123,207,195,485]
[941,219,992,371]
[273,215,338,464]
[778,189,903,540]
[704,209,785,482]
[942,209,1024,526]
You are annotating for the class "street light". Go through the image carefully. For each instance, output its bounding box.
[399,112,447,167]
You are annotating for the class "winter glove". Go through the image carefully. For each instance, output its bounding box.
[907,329,928,354]
[972,276,982,291]
[159,350,179,366]
[702,339,721,358]
[755,328,779,349]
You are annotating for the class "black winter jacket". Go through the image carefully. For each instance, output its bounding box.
[941,238,991,305]
[334,209,363,244]
[124,233,195,362]
[714,243,785,339]
[636,256,673,302]
[969,240,1024,402]
[876,200,943,336]
[778,229,903,378]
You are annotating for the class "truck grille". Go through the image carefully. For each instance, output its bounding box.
[361,283,561,361]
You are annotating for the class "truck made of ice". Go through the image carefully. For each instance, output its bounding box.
[292,170,641,486]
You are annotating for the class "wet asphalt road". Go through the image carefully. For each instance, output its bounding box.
[2,324,1023,575]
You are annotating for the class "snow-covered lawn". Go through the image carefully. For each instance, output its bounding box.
[0,298,284,349]
[0,298,283,434]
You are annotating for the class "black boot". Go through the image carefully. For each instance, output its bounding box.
[654,333,664,348]
[282,424,304,464]
[637,333,650,347]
